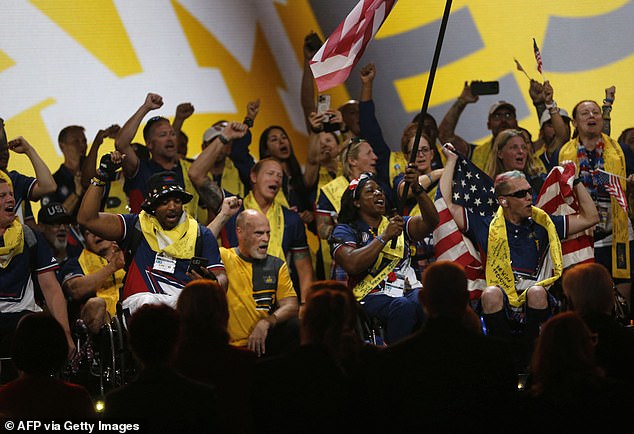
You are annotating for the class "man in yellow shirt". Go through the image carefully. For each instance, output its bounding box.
[216,206,299,357]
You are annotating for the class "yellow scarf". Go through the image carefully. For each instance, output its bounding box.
[352,216,405,300]
[486,206,563,307]
[78,249,125,317]
[559,133,629,278]
[138,210,199,259]
[0,219,24,268]
[243,192,285,261]
[315,166,342,278]
[471,138,493,172]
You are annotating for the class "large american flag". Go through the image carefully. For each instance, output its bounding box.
[309,0,397,92]
[596,169,628,214]
[432,156,496,298]
[533,38,543,74]
[433,158,594,297]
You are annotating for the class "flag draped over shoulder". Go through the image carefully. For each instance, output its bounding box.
[432,156,497,297]
[535,162,595,268]
[309,0,397,92]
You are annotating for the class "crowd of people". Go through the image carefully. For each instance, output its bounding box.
[0,31,634,430]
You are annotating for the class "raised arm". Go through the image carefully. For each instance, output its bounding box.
[188,122,248,188]
[438,82,478,154]
[567,177,600,235]
[301,32,320,133]
[115,93,164,177]
[77,153,126,241]
[439,144,466,230]
[81,125,121,189]
[172,102,194,136]
[207,196,242,238]
[8,136,57,199]
[602,85,615,137]
[543,81,568,149]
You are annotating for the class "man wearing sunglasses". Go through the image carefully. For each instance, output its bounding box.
[440,144,599,371]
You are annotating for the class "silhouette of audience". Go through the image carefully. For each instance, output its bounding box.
[104,304,222,432]
[524,311,630,432]
[173,279,256,434]
[375,261,517,432]
[0,312,95,418]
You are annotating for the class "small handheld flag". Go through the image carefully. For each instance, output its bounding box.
[533,38,544,77]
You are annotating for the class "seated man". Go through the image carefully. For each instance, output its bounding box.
[439,144,599,369]
[0,178,74,379]
[59,226,126,334]
[78,159,226,316]
[211,201,299,357]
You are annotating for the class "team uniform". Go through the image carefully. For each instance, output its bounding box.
[221,247,296,347]
[116,213,224,313]
[331,216,424,344]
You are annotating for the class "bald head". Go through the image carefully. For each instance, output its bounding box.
[236,209,270,260]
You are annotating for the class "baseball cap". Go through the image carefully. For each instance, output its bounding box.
[488,101,516,117]
[202,121,228,145]
[141,171,193,212]
[540,108,571,129]
[38,202,72,225]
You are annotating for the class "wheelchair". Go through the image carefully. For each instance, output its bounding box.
[65,308,135,399]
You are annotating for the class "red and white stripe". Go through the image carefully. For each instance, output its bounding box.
[433,197,486,298]
[309,0,396,92]
[536,162,595,268]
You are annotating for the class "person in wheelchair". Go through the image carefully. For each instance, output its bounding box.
[77,154,227,316]
[59,226,125,335]
[439,144,599,370]
[330,170,439,345]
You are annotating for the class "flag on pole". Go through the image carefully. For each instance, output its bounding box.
[536,162,595,268]
[309,0,397,92]
[596,169,629,213]
[533,38,543,74]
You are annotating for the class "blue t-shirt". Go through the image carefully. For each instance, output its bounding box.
[465,209,567,280]
[117,214,224,300]
[0,228,58,313]
[7,170,36,223]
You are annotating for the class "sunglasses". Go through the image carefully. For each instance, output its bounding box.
[342,137,365,162]
[503,188,532,199]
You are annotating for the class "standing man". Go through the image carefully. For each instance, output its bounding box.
[438,82,519,170]
[78,160,226,316]
[114,93,228,221]
[211,200,299,357]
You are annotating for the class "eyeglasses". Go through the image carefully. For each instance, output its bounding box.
[502,188,532,198]
[408,146,431,155]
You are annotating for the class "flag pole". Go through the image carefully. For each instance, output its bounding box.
[398,0,453,215]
